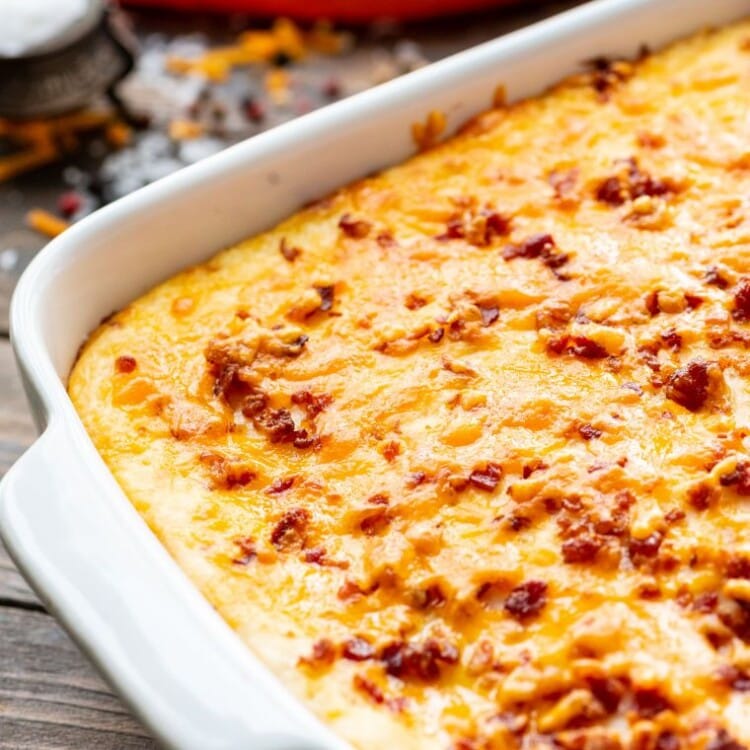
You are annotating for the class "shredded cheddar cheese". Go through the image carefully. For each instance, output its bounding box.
[165,18,348,82]
[70,21,750,750]
[25,208,69,238]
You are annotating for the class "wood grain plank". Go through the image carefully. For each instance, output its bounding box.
[0,543,40,610]
[0,336,39,606]
[0,337,36,473]
[0,607,156,749]
[0,337,40,607]
[0,340,154,746]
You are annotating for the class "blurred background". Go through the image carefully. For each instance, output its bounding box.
[0,0,586,332]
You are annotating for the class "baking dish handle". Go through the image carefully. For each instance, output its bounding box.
[0,419,343,750]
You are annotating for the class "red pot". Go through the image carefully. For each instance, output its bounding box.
[121,0,520,21]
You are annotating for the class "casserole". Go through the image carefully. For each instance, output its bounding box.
[3,0,750,747]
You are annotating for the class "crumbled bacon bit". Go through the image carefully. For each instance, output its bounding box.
[730,669,750,692]
[265,476,296,495]
[587,676,625,714]
[232,536,257,565]
[596,176,626,206]
[338,214,371,239]
[437,209,511,246]
[206,342,237,386]
[595,157,670,206]
[303,546,326,564]
[241,388,270,417]
[279,237,301,262]
[546,336,569,355]
[437,217,464,241]
[578,423,602,440]
[586,56,632,99]
[717,664,750,692]
[468,463,503,492]
[705,266,729,289]
[115,355,137,373]
[665,359,711,411]
[644,291,662,315]
[343,637,375,662]
[428,327,445,343]
[733,278,750,321]
[353,674,385,704]
[522,460,547,478]
[406,471,427,488]
[720,461,750,495]
[504,580,547,620]
[688,483,714,510]
[508,514,531,532]
[337,578,370,600]
[301,544,346,570]
[405,292,428,310]
[379,638,459,682]
[548,167,579,202]
[254,407,319,449]
[727,555,750,579]
[259,407,295,439]
[693,592,718,613]
[299,638,336,668]
[638,346,661,374]
[543,250,570,271]
[418,584,447,609]
[376,231,395,248]
[270,507,310,549]
[382,441,400,462]
[543,497,559,514]
[503,233,558,262]
[685,293,703,309]
[706,729,748,750]
[639,584,661,600]
[483,211,511,240]
[569,336,608,359]
[359,507,391,536]
[314,285,335,312]
[633,687,673,718]
[478,305,500,327]
[629,532,663,561]
[655,733,680,750]
[661,328,682,351]
[291,389,332,417]
[562,536,603,563]
[665,508,686,523]
[200,452,257,490]
[555,331,613,359]
[367,493,389,505]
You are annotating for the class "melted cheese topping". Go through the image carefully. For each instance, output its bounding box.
[70,22,750,750]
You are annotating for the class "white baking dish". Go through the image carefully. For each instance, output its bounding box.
[2,0,748,747]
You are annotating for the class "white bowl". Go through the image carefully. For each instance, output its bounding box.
[2,0,748,747]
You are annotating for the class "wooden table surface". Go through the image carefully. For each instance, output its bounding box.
[0,337,158,749]
[0,3,582,747]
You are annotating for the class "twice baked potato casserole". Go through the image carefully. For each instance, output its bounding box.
[70,19,750,750]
